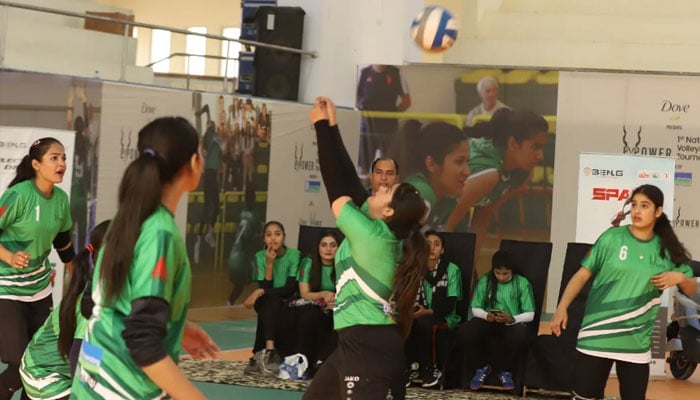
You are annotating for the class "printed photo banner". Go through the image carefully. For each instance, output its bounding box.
[0,126,75,304]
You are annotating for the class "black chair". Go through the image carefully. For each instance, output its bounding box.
[437,232,477,389]
[522,242,593,397]
[475,239,553,393]
[296,225,344,257]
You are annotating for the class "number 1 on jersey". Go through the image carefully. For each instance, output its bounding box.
[35,205,40,222]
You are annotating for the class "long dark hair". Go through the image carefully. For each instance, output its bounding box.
[387,182,430,338]
[9,137,63,188]
[308,230,340,292]
[466,108,548,148]
[58,219,111,358]
[99,117,200,303]
[394,120,464,177]
[486,250,516,310]
[632,184,691,267]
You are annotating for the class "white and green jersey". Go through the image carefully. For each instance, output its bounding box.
[334,202,400,330]
[72,206,192,399]
[298,257,335,292]
[422,262,463,329]
[0,180,72,301]
[468,137,529,207]
[20,300,87,400]
[472,273,535,317]
[578,226,693,364]
[253,247,301,287]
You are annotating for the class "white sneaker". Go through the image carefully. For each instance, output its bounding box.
[205,231,216,248]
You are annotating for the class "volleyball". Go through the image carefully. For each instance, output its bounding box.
[410,6,458,52]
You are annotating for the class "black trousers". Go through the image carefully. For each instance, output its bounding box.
[458,318,530,374]
[405,314,448,369]
[295,305,336,370]
[0,296,52,400]
[252,293,297,355]
[303,325,404,400]
[573,351,649,400]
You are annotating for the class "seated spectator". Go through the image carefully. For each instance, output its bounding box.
[405,230,463,388]
[293,230,341,377]
[458,250,535,391]
[243,221,301,375]
[466,76,510,127]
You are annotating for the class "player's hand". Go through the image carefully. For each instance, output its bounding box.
[550,307,568,337]
[244,288,264,309]
[182,321,220,359]
[309,98,330,124]
[318,97,337,126]
[495,311,514,324]
[11,251,30,268]
[651,271,686,291]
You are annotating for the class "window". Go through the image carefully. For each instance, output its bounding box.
[186,27,207,75]
[220,27,241,78]
[150,29,171,73]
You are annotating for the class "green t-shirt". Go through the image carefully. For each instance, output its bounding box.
[578,226,693,363]
[72,206,191,399]
[297,257,335,292]
[468,137,529,207]
[334,202,400,330]
[423,262,463,329]
[203,126,222,170]
[253,247,301,288]
[405,173,461,231]
[20,299,87,399]
[0,180,72,301]
[472,273,535,317]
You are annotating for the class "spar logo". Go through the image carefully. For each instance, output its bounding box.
[592,187,630,201]
[621,125,672,157]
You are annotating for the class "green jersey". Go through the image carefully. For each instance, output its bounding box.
[472,273,535,318]
[20,299,87,399]
[334,202,400,330]
[405,173,461,231]
[298,257,335,292]
[203,125,222,170]
[253,248,301,287]
[72,206,191,399]
[0,180,72,301]
[578,226,693,363]
[422,262,463,329]
[468,137,529,207]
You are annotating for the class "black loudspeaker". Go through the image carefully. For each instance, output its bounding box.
[253,6,305,101]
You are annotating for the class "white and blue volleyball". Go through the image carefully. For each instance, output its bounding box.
[411,6,458,52]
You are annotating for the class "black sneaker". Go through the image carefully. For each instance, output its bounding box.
[243,351,263,374]
[262,349,282,374]
[421,365,442,388]
[405,362,420,387]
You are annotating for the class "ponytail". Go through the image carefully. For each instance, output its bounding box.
[100,156,162,303]
[655,212,691,267]
[58,219,110,358]
[392,229,429,339]
[8,156,35,188]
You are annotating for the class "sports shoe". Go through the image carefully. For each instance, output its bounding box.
[498,371,515,390]
[421,365,442,388]
[261,349,282,374]
[405,362,419,387]
[243,350,263,374]
[470,365,491,390]
[205,231,216,248]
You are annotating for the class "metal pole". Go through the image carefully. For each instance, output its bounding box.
[120,22,129,81]
[223,40,230,93]
[0,5,8,67]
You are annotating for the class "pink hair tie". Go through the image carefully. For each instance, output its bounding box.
[85,243,95,253]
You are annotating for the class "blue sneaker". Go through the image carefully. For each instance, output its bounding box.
[469,365,490,390]
[498,371,515,390]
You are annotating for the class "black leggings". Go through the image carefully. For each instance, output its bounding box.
[0,296,52,400]
[405,314,447,369]
[295,305,336,369]
[458,318,530,373]
[252,293,296,355]
[303,325,404,400]
[573,351,649,400]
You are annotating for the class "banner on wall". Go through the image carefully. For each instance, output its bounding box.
[0,127,75,305]
[575,153,675,378]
